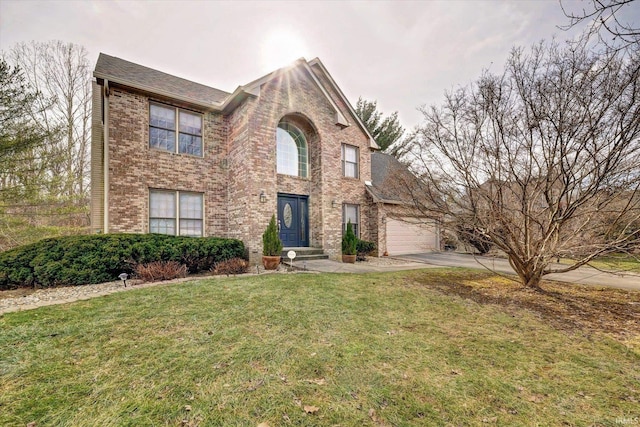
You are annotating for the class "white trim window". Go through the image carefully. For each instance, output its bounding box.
[149,190,203,236]
[342,144,359,178]
[277,122,308,177]
[149,103,203,156]
[342,203,359,237]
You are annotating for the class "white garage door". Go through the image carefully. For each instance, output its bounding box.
[386,218,438,255]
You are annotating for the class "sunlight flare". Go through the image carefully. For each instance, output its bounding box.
[260,28,310,72]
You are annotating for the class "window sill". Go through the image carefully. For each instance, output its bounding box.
[277,173,310,181]
[149,147,205,159]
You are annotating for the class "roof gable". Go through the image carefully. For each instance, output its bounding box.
[94,52,381,143]
[368,152,419,205]
[308,59,379,150]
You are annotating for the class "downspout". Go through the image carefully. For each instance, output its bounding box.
[103,80,110,233]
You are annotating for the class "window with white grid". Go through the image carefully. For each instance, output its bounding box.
[149,190,203,236]
[150,103,202,156]
[277,122,308,177]
[342,203,359,237]
[342,144,359,178]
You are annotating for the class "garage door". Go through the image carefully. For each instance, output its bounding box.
[386,218,438,255]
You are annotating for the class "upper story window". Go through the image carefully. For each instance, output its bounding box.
[277,122,308,177]
[149,103,203,156]
[342,144,359,179]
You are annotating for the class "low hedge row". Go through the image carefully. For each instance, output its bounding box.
[356,239,376,256]
[0,234,245,290]
[356,239,377,261]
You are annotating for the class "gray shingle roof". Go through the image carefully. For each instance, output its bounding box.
[369,152,417,204]
[94,53,230,105]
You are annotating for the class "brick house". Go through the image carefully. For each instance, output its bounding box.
[90,54,438,262]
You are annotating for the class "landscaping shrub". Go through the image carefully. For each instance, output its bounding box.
[262,214,283,256]
[342,220,357,255]
[134,261,187,282]
[0,234,245,290]
[212,257,250,275]
[356,239,376,261]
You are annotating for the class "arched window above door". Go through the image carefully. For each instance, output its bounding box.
[277,121,308,178]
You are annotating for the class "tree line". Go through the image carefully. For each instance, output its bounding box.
[0,41,91,251]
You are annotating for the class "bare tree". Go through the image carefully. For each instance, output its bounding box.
[9,41,91,201]
[407,39,640,289]
[0,41,91,250]
[560,0,639,50]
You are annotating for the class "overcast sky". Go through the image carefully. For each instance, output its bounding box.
[1,0,639,130]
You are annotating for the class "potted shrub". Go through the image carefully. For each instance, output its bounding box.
[341,220,357,263]
[262,214,283,270]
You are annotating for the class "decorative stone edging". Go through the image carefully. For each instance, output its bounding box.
[0,257,411,315]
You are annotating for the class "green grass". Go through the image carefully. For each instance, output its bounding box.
[557,252,640,273]
[1,270,639,426]
[586,253,640,273]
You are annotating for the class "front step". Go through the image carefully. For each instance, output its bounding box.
[281,247,329,261]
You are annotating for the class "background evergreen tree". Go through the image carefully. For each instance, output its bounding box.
[355,97,407,156]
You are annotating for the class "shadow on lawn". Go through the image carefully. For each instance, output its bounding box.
[411,271,640,342]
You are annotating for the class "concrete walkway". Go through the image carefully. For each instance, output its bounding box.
[397,252,640,291]
[286,258,437,273]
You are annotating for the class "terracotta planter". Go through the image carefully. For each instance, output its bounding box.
[342,254,357,264]
[262,255,281,270]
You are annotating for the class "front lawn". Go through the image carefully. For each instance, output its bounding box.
[586,253,640,273]
[1,270,639,426]
[556,252,640,274]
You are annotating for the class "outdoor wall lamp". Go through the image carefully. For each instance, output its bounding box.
[332,199,338,208]
[259,191,267,203]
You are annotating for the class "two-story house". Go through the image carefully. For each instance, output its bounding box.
[90,54,438,262]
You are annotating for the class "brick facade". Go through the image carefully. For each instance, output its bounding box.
[92,56,379,263]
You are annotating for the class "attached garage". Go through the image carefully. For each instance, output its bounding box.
[367,152,441,257]
[386,218,438,255]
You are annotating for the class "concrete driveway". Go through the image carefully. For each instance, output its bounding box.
[397,252,640,291]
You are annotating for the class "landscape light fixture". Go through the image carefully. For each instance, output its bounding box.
[118,272,128,287]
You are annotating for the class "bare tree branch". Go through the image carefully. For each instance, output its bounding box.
[407,38,640,289]
[560,0,640,51]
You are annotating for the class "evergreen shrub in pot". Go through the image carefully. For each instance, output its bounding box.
[341,220,357,263]
[262,215,283,270]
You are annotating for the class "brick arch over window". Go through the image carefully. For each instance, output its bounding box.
[276,114,319,179]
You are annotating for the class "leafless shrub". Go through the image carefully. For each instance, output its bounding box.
[134,261,187,282]
[211,258,249,276]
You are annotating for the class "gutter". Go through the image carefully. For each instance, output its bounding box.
[93,71,253,113]
[103,80,109,233]
[365,185,410,206]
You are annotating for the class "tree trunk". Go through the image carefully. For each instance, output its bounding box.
[509,255,544,290]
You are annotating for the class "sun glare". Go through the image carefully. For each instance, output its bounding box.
[260,28,310,72]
